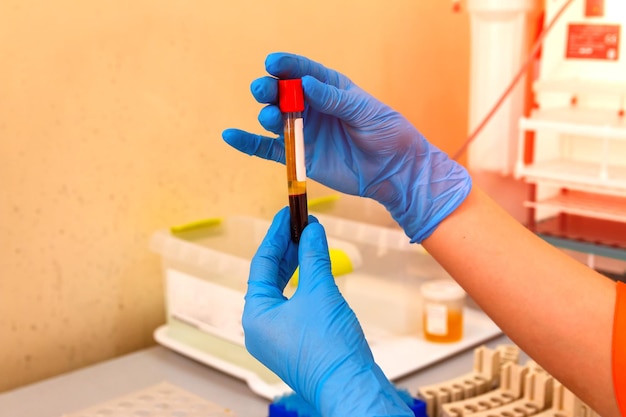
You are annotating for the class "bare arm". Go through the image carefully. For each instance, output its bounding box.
[422,186,619,417]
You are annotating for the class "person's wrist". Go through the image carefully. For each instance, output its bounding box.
[315,360,413,417]
[383,143,471,243]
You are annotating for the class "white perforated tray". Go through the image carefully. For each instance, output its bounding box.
[62,381,234,417]
[154,306,502,400]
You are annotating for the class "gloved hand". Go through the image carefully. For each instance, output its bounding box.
[243,207,413,417]
[222,52,471,243]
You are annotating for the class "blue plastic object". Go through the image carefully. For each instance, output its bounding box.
[396,389,428,417]
[268,388,428,417]
[269,394,318,417]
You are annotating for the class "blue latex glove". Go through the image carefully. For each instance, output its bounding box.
[222,52,471,243]
[243,207,413,417]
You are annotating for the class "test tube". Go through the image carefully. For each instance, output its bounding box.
[278,79,308,243]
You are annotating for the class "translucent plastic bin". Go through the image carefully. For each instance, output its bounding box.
[151,211,502,399]
[152,214,449,337]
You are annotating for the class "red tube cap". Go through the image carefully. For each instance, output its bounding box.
[278,79,305,113]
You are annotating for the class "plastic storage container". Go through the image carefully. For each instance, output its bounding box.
[152,213,448,339]
[150,207,501,399]
[420,280,467,343]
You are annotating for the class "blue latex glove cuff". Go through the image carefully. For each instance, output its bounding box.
[382,143,472,243]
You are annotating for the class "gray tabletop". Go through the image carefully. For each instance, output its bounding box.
[0,335,525,417]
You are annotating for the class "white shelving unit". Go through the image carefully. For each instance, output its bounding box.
[516,101,626,197]
[514,80,626,255]
[512,0,626,264]
[523,189,626,223]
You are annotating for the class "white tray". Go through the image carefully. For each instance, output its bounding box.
[154,307,502,400]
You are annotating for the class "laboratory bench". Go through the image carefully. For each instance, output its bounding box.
[0,176,527,417]
[0,334,525,417]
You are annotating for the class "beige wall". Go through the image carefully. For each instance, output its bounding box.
[0,0,470,391]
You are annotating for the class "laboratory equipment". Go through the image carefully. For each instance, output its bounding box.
[278,78,308,243]
[440,362,529,417]
[420,279,467,343]
[269,388,427,417]
[418,343,600,417]
[452,371,554,417]
[62,382,233,417]
[417,345,511,417]
[514,0,626,262]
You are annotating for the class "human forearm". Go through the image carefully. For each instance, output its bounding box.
[422,186,619,417]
